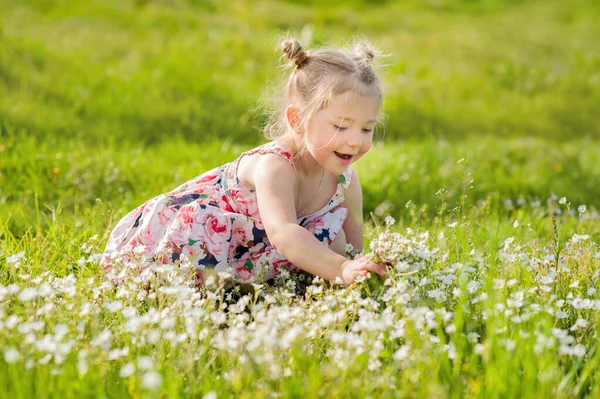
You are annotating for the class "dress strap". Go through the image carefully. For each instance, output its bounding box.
[242,142,295,167]
[337,166,353,190]
[222,142,295,193]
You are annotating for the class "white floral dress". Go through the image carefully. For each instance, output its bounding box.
[103,142,353,286]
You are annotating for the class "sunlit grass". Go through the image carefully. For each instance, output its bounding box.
[1,188,599,397]
[2,0,600,396]
[1,0,599,145]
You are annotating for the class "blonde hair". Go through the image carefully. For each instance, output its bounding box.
[264,39,384,147]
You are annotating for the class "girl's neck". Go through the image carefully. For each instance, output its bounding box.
[277,137,324,178]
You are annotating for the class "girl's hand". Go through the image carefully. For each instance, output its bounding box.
[340,256,386,286]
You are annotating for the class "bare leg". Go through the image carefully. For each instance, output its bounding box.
[330,228,347,256]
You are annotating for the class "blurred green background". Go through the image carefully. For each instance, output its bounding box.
[2,0,600,144]
[1,0,599,236]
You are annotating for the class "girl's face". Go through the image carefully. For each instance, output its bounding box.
[302,91,379,175]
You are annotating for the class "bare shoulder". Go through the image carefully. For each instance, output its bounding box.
[238,151,296,190]
[239,152,297,192]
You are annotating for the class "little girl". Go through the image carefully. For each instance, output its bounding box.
[104,38,387,287]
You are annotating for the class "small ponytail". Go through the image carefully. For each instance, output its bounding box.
[354,42,376,64]
[282,39,309,68]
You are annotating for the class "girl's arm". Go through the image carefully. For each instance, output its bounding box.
[252,154,384,283]
[340,167,364,251]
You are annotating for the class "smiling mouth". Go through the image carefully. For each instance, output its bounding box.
[334,151,353,161]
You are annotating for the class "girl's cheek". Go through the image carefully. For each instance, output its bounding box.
[361,140,372,154]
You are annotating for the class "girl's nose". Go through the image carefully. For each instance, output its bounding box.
[347,129,363,147]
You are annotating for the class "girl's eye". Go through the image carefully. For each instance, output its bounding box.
[362,128,373,133]
[333,124,348,131]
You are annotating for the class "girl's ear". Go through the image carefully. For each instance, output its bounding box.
[286,105,302,133]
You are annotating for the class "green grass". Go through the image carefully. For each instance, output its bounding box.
[1,181,599,398]
[2,0,600,397]
[1,0,599,145]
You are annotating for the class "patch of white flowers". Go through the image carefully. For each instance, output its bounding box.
[0,213,598,395]
[369,217,438,273]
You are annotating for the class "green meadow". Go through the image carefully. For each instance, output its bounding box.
[1,0,600,398]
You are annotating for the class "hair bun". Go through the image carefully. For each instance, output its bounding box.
[282,39,308,67]
[354,42,375,64]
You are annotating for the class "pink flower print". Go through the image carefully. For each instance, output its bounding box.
[198,170,220,184]
[230,222,254,248]
[178,205,195,228]
[248,241,266,254]
[306,217,326,237]
[235,263,254,281]
[154,241,182,264]
[219,195,234,212]
[201,212,232,257]
[321,208,346,240]
[128,225,158,252]
[272,257,291,274]
[229,188,259,217]
[157,203,177,225]
[199,185,220,202]
[162,209,197,247]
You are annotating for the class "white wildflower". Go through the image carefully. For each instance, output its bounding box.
[502,339,516,351]
[570,234,589,244]
[104,300,123,313]
[138,356,154,370]
[77,356,88,375]
[570,318,588,331]
[569,280,579,288]
[473,344,485,355]
[467,332,480,343]
[141,371,163,390]
[559,197,567,205]
[393,345,411,362]
[506,292,524,308]
[39,354,52,365]
[577,205,586,214]
[445,343,456,360]
[466,280,480,294]
[573,344,586,357]
[90,329,112,349]
[4,348,20,363]
[120,363,135,378]
[121,306,137,319]
[6,252,25,266]
[54,324,69,337]
[555,310,568,319]
[5,315,21,329]
[79,302,91,317]
[18,288,37,302]
[540,275,554,285]
[147,329,161,344]
[427,289,444,301]
[108,347,129,361]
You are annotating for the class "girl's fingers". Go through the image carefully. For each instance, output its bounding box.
[365,261,386,277]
